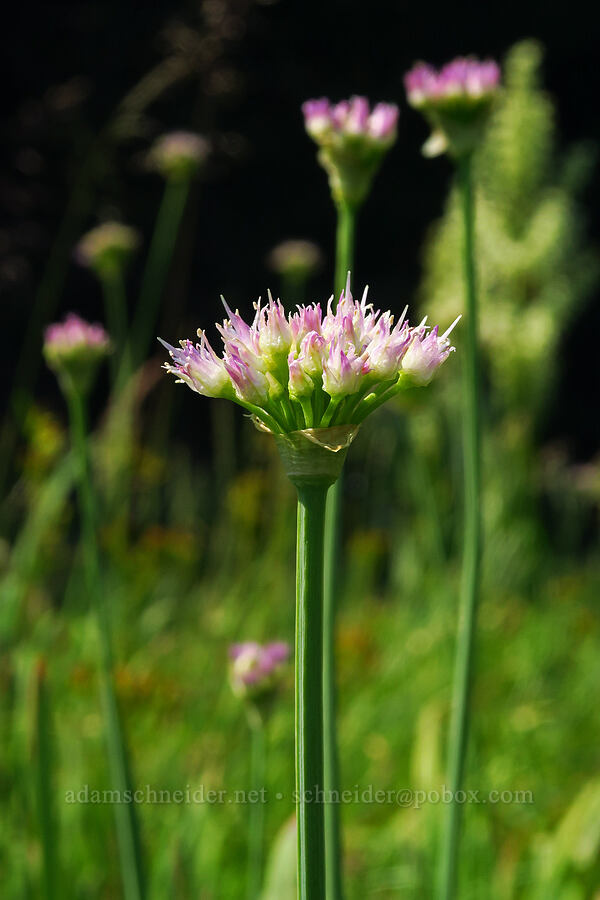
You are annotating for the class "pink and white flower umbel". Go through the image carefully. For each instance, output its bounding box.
[229,641,290,699]
[160,277,459,433]
[404,57,501,158]
[302,96,399,207]
[44,313,111,387]
[149,131,209,180]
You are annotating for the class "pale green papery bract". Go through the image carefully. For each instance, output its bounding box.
[160,278,459,435]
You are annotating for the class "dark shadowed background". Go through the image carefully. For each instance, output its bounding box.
[2,0,599,458]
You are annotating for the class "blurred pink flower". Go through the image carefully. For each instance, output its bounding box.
[405,58,500,108]
[404,56,501,158]
[301,96,399,207]
[44,313,111,386]
[229,641,290,698]
[302,96,398,144]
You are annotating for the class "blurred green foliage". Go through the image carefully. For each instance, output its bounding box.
[1,40,599,900]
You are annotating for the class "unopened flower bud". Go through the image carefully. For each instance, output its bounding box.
[149,131,209,181]
[267,240,322,281]
[75,222,139,280]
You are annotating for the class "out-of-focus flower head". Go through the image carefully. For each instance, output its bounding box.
[75,222,140,280]
[160,276,459,437]
[229,641,290,701]
[267,239,323,281]
[404,57,501,158]
[302,96,399,208]
[44,313,110,390]
[148,131,210,181]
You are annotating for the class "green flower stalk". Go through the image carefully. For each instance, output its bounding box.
[161,286,457,898]
[44,315,146,900]
[405,56,501,900]
[229,641,290,900]
[302,93,398,898]
[75,223,139,386]
[130,132,209,371]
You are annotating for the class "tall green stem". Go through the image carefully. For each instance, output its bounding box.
[437,154,482,900]
[101,270,130,387]
[334,202,356,298]
[296,483,328,900]
[130,177,190,369]
[322,199,357,900]
[65,384,145,900]
[246,711,266,900]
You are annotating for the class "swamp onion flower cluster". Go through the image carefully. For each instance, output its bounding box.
[148,131,210,181]
[302,96,399,207]
[160,280,459,436]
[229,641,290,700]
[404,57,501,158]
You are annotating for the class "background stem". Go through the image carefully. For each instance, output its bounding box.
[322,199,357,900]
[334,202,356,298]
[66,384,146,900]
[296,483,328,900]
[101,270,130,387]
[437,154,482,900]
[246,712,266,900]
[130,177,191,370]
